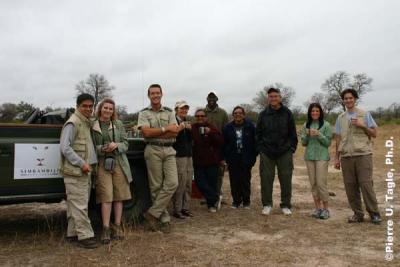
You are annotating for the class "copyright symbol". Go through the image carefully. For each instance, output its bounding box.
[385,253,393,261]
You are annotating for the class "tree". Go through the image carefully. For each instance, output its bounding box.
[352,73,373,97]
[238,103,259,123]
[291,105,303,120]
[321,71,350,112]
[16,101,36,120]
[116,105,128,121]
[0,103,18,122]
[252,82,296,111]
[304,92,337,115]
[75,73,115,109]
[321,71,373,111]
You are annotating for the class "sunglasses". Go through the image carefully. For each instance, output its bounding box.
[195,115,206,118]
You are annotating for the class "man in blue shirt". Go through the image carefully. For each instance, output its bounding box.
[334,88,381,224]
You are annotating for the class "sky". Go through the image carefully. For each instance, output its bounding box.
[1,0,399,114]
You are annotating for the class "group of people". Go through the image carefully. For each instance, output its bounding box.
[60,84,382,249]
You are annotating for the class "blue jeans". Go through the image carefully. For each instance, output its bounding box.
[194,165,219,208]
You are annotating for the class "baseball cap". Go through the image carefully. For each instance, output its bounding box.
[207,91,218,98]
[175,100,189,109]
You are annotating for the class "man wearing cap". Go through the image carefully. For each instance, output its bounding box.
[137,84,180,233]
[204,91,228,208]
[256,88,298,216]
[172,100,194,219]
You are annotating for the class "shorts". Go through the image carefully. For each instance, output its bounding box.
[96,158,131,204]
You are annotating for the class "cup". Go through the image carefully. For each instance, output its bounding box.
[199,126,205,135]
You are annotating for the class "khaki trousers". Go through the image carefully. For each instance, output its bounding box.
[173,156,193,212]
[64,173,94,240]
[305,160,329,202]
[341,154,379,216]
[144,145,178,223]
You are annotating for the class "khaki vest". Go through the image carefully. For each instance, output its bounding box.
[337,108,373,157]
[60,111,92,176]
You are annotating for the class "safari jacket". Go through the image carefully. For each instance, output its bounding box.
[92,119,133,183]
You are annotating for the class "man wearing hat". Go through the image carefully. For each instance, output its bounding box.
[172,100,194,219]
[204,91,228,208]
[256,88,298,216]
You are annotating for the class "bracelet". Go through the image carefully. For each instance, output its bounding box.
[161,126,166,133]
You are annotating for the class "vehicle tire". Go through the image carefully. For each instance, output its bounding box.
[123,157,151,226]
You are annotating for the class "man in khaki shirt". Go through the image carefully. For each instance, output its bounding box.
[137,84,180,233]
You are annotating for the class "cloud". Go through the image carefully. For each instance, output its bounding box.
[0,0,399,114]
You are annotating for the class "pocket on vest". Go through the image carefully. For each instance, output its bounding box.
[63,160,83,177]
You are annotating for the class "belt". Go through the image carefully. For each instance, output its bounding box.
[146,142,174,147]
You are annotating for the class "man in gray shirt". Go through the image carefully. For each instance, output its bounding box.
[60,93,98,249]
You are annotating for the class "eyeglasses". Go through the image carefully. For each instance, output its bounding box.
[195,115,206,118]
[80,104,94,109]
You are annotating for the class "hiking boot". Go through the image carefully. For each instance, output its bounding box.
[159,222,171,234]
[111,224,124,240]
[319,209,330,220]
[101,227,111,244]
[143,211,159,232]
[77,237,99,249]
[65,236,77,243]
[173,212,186,219]
[311,208,322,218]
[281,207,292,216]
[262,206,272,215]
[348,214,364,223]
[370,213,382,225]
[181,209,194,217]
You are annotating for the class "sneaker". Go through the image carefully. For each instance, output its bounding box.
[347,214,364,223]
[370,213,382,225]
[319,209,330,220]
[208,207,217,213]
[216,196,222,210]
[243,204,251,210]
[261,206,272,215]
[311,208,322,218]
[101,227,111,244]
[143,211,160,231]
[111,224,124,240]
[231,203,239,209]
[159,222,171,234]
[181,209,194,217]
[77,237,99,249]
[281,207,292,216]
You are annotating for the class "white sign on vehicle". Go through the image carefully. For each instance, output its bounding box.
[14,143,62,179]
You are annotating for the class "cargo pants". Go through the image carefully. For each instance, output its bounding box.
[341,154,380,217]
[173,156,193,213]
[144,145,178,223]
[260,150,293,209]
[64,173,94,240]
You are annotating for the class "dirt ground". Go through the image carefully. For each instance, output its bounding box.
[0,125,399,266]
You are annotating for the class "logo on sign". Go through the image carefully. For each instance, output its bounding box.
[32,145,48,166]
[14,143,62,179]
